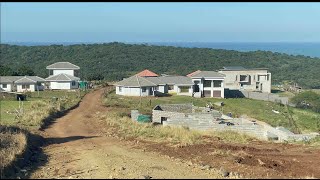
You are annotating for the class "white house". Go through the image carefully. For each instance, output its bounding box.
[46,62,80,90]
[46,73,80,90]
[187,71,226,98]
[0,76,46,92]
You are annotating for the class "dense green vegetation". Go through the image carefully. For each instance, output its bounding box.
[290,91,320,113]
[1,42,320,88]
[104,91,320,133]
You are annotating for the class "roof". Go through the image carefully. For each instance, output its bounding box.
[46,73,80,82]
[15,77,37,84]
[136,69,159,77]
[189,71,225,78]
[151,76,193,85]
[186,70,201,77]
[0,76,46,84]
[115,75,157,87]
[46,62,80,70]
[221,66,269,71]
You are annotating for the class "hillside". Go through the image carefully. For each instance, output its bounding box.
[1,42,319,88]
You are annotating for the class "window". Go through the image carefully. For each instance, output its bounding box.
[2,84,7,88]
[49,70,53,76]
[213,81,222,87]
[168,85,174,90]
[71,81,76,86]
[119,86,123,92]
[267,74,269,81]
[180,86,189,93]
[240,75,247,81]
[254,75,255,81]
[204,80,211,87]
[256,82,259,89]
[142,87,146,92]
[235,75,237,81]
[155,86,159,91]
[22,84,30,89]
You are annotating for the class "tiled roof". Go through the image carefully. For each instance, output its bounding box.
[115,75,157,87]
[0,76,46,84]
[186,70,201,77]
[46,73,80,82]
[136,69,159,77]
[46,62,80,70]
[189,71,225,78]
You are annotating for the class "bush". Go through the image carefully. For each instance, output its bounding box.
[290,91,320,113]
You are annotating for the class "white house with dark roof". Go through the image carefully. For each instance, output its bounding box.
[0,76,46,92]
[187,71,226,98]
[46,62,80,90]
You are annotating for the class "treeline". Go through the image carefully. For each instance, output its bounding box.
[0,65,35,76]
[1,42,320,88]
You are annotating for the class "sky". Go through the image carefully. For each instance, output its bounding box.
[1,2,320,43]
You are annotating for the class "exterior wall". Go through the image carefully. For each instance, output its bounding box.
[17,84,35,92]
[49,82,73,90]
[177,85,193,96]
[0,83,13,92]
[219,70,271,93]
[52,69,74,76]
[152,110,186,124]
[116,86,154,96]
[192,78,225,98]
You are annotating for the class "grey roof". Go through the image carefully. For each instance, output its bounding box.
[221,66,269,71]
[46,73,80,82]
[0,76,46,84]
[223,66,247,70]
[189,71,225,78]
[15,77,37,84]
[115,75,157,87]
[151,76,193,85]
[46,62,80,70]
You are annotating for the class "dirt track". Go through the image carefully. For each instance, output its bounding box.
[28,88,320,179]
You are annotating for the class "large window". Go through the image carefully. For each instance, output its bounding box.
[204,80,211,87]
[49,70,53,76]
[213,81,222,87]
[168,85,174,90]
[142,87,146,92]
[71,81,76,86]
[240,75,248,81]
[180,86,189,93]
[2,84,7,88]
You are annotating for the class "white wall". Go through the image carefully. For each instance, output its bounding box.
[116,86,157,96]
[53,69,74,76]
[192,78,225,98]
[17,84,35,92]
[50,81,78,90]
[0,83,12,92]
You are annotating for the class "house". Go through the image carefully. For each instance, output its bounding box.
[115,69,194,97]
[45,62,80,90]
[187,70,226,98]
[0,76,46,92]
[46,73,80,90]
[218,66,271,93]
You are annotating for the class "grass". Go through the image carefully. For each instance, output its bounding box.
[104,90,320,133]
[1,90,87,129]
[97,111,255,145]
[0,127,27,175]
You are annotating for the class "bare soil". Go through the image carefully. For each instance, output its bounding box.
[24,88,320,179]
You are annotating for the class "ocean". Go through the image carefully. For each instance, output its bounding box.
[3,42,320,58]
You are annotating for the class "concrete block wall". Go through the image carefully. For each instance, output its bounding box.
[152,110,186,123]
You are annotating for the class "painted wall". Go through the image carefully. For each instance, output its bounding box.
[219,70,271,93]
[17,84,35,92]
[0,83,13,92]
[52,69,75,76]
[116,86,153,96]
[50,81,78,90]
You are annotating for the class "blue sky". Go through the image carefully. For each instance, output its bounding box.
[1,2,320,43]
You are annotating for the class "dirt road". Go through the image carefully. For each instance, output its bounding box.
[28,88,224,179]
[25,88,320,179]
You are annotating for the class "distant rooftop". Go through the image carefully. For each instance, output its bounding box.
[221,66,268,71]
[188,71,225,78]
[136,69,159,77]
[46,62,80,70]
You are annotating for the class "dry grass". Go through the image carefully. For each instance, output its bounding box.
[0,127,27,173]
[97,111,256,146]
